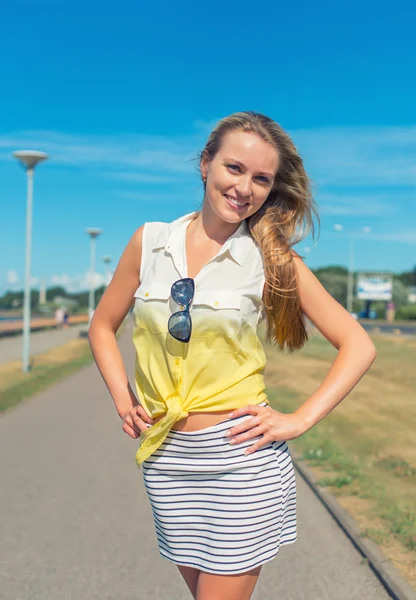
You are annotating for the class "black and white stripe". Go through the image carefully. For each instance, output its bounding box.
[141,403,297,574]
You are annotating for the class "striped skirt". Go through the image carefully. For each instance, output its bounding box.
[141,402,297,574]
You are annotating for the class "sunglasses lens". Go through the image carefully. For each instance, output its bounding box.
[171,278,194,307]
[168,312,192,342]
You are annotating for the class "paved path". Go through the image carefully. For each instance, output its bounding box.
[0,324,87,365]
[0,324,391,600]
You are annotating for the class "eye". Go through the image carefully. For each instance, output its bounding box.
[226,164,270,184]
[256,175,270,183]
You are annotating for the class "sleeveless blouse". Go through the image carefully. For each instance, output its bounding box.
[132,211,269,465]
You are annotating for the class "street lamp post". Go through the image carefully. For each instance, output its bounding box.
[334,224,371,313]
[102,255,112,286]
[85,228,102,323]
[346,234,355,314]
[13,150,48,373]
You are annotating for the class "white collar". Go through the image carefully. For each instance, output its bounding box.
[153,212,254,267]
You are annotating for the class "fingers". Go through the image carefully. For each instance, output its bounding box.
[225,416,261,438]
[225,405,271,439]
[244,438,270,456]
[227,424,266,446]
[228,404,260,419]
[122,404,154,438]
[224,405,276,455]
[122,420,140,439]
[136,404,154,424]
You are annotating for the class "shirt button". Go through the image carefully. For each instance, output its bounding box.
[174,358,181,366]
[214,301,219,306]
[144,292,150,297]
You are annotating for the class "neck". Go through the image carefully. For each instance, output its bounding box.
[191,201,242,245]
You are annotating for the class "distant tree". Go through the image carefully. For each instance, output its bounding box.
[46,286,67,301]
[392,279,410,308]
[313,271,348,307]
[0,290,38,309]
[312,265,348,278]
[0,291,22,309]
[396,267,416,287]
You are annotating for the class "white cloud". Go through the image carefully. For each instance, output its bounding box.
[367,230,416,245]
[293,126,416,187]
[2,124,416,192]
[2,124,415,221]
[7,270,18,284]
[119,187,202,204]
[0,130,199,176]
[317,191,403,217]
[50,271,106,292]
[320,199,386,216]
[106,172,182,184]
[324,227,416,246]
[51,273,73,287]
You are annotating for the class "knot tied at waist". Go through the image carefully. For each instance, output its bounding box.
[135,394,189,466]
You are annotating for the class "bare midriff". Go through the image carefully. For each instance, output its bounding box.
[153,410,234,432]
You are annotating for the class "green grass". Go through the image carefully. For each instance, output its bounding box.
[0,345,95,413]
[0,323,128,414]
[268,384,416,554]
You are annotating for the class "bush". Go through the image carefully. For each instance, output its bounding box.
[396,305,416,320]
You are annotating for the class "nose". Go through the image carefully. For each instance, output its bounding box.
[235,174,252,198]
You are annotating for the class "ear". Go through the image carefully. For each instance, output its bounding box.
[200,152,209,180]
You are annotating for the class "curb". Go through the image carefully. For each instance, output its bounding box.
[292,455,416,600]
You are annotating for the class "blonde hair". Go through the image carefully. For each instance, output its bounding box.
[197,111,319,351]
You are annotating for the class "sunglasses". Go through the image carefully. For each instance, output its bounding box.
[168,278,195,343]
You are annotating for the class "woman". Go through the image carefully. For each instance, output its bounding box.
[88,111,376,600]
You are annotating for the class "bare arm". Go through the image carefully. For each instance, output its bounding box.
[225,256,377,453]
[293,256,377,431]
[88,225,154,438]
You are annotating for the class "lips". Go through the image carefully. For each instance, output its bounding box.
[224,194,249,209]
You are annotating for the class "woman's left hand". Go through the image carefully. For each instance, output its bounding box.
[225,404,307,455]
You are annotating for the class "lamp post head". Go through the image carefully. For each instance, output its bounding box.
[13,150,48,170]
[102,256,111,265]
[85,228,102,239]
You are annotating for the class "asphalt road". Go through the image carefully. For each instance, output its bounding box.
[0,324,87,365]
[0,326,391,600]
[360,322,416,336]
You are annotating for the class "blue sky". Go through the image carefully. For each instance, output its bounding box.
[1,0,415,294]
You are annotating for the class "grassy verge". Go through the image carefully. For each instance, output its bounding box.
[265,331,416,587]
[0,338,95,413]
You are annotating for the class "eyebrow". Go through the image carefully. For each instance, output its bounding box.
[224,157,274,179]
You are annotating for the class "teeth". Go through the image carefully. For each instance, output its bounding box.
[226,195,246,207]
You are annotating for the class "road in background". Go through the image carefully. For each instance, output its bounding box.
[0,323,87,366]
[0,325,391,600]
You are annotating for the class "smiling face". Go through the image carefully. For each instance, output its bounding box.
[200,130,280,225]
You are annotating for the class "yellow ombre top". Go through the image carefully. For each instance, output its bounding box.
[133,212,269,465]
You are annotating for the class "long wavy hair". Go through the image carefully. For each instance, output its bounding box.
[196,111,319,351]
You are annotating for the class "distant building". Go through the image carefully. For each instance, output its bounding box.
[51,296,79,309]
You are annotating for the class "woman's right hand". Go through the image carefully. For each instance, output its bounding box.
[121,404,155,439]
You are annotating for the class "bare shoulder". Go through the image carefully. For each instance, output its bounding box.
[128,225,145,269]
[290,250,330,298]
[291,250,312,281]
[89,225,145,331]
[132,224,145,241]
